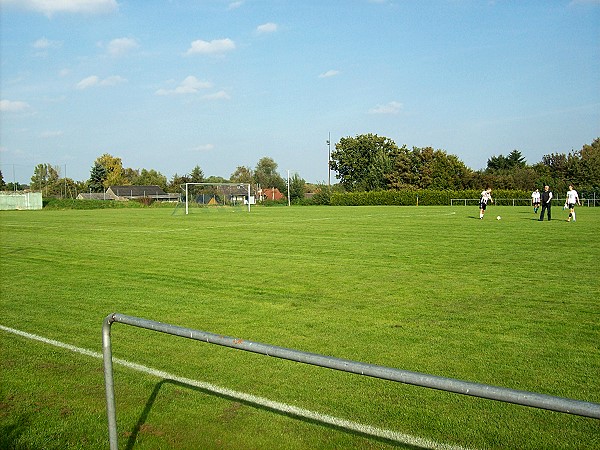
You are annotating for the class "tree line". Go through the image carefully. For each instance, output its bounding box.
[1,136,598,200]
[329,135,599,196]
[0,154,308,203]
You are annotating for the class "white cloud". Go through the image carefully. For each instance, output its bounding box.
[100,76,126,86]
[228,1,243,10]
[256,22,278,34]
[319,70,340,78]
[33,37,62,49]
[368,101,402,114]
[155,76,213,96]
[107,37,139,57]
[202,90,231,100]
[40,130,63,138]
[0,99,31,112]
[76,76,100,89]
[2,0,119,17]
[76,75,126,90]
[185,38,235,56]
[194,144,214,152]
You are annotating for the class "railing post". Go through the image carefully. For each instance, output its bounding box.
[102,314,118,450]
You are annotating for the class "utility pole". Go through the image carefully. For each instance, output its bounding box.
[327,132,331,187]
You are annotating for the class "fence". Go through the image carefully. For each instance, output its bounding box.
[102,313,600,450]
[451,198,532,206]
[451,198,599,207]
[581,197,600,207]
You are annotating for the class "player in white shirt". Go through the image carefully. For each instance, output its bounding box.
[479,188,493,219]
[565,185,581,222]
[531,189,540,213]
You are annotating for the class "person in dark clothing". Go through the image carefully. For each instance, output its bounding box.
[538,185,553,221]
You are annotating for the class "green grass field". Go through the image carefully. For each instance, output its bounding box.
[1,205,599,449]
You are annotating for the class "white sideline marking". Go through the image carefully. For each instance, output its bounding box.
[1,324,470,450]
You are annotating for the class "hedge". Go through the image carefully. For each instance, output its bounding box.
[42,198,165,210]
[329,189,531,206]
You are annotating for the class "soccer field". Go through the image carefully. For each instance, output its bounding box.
[1,205,599,449]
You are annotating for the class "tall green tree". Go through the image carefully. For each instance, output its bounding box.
[387,146,473,190]
[88,162,107,192]
[230,166,253,184]
[486,155,508,172]
[189,165,205,183]
[122,168,140,184]
[134,169,167,190]
[167,173,190,193]
[578,137,600,190]
[486,150,526,173]
[428,150,474,189]
[0,170,5,190]
[288,173,306,202]
[507,150,526,169]
[30,163,61,195]
[254,157,285,192]
[61,178,81,199]
[204,175,229,183]
[535,152,580,192]
[95,154,125,187]
[530,139,600,193]
[329,134,397,191]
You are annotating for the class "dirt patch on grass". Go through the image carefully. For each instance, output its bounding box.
[220,401,242,422]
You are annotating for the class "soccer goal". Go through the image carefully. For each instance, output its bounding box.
[183,183,252,214]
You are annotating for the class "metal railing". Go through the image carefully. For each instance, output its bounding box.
[451,198,598,207]
[450,198,533,206]
[102,313,600,450]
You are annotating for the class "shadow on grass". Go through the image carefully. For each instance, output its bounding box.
[0,414,30,449]
[125,379,425,450]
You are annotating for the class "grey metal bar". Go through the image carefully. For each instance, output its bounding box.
[102,315,119,450]
[103,313,600,449]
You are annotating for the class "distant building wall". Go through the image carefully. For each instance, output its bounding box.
[0,192,43,210]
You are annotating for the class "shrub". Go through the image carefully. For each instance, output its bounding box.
[261,199,288,207]
[133,197,154,207]
[43,198,143,210]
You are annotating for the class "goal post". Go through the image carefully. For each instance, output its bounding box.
[184,182,252,214]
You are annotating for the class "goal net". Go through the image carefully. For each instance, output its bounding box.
[183,183,253,214]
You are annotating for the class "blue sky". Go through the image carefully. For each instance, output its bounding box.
[1,0,599,185]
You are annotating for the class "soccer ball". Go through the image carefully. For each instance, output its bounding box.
[496,216,501,220]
